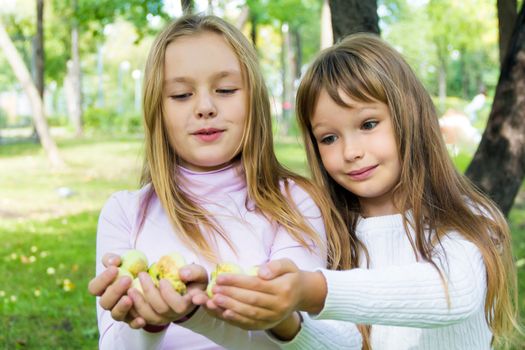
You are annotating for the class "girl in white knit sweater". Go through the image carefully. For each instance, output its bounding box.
[199,34,520,349]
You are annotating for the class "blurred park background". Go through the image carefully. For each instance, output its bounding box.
[1,0,524,348]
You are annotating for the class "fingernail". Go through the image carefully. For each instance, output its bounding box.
[108,257,116,265]
[120,277,129,286]
[259,266,271,278]
[215,295,225,305]
[180,269,190,279]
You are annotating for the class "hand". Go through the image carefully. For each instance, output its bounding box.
[207,258,304,330]
[127,263,208,326]
[87,253,145,329]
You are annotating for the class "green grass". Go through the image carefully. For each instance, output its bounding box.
[1,135,524,348]
[0,212,99,349]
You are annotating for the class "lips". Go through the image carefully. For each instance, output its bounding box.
[191,128,225,142]
[347,165,378,180]
[191,128,224,135]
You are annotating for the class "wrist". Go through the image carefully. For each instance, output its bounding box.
[143,323,169,333]
[299,271,327,314]
[269,312,302,341]
[172,305,200,324]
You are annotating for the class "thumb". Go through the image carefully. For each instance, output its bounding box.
[179,264,209,284]
[258,258,297,280]
[102,253,121,268]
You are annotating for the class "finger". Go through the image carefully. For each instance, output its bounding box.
[213,293,276,322]
[221,309,260,330]
[212,285,275,310]
[111,295,133,321]
[215,274,263,291]
[102,253,122,268]
[205,298,225,313]
[178,264,208,284]
[158,279,192,315]
[128,316,146,329]
[191,290,210,306]
[98,276,132,310]
[88,266,119,296]
[138,273,171,315]
[128,288,163,324]
[258,259,297,280]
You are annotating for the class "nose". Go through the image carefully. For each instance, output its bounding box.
[195,93,217,119]
[343,138,364,161]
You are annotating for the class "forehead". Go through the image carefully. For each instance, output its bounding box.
[164,31,242,80]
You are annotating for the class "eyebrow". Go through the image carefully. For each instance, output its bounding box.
[164,70,242,85]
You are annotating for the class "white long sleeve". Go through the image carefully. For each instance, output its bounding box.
[268,313,362,350]
[310,214,492,349]
[274,214,492,350]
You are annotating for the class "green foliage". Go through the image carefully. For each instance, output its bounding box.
[381,0,499,100]
[83,107,143,134]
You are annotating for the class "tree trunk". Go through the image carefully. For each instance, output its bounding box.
[437,54,447,111]
[181,0,194,15]
[30,0,45,142]
[465,3,525,216]
[236,5,250,31]
[0,20,64,167]
[321,0,333,48]
[250,12,257,47]
[292,28,302,81]
[35,0,44,98]
[328,0,379,42]
[70,6,83,137]
[497,0,517,66]
[280,23,290,136]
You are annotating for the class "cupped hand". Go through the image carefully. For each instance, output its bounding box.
[206,258,304,330]
[128,263,209,325]
[87,253,145,329]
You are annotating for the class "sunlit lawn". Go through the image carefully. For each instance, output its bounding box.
[0,135,523,348]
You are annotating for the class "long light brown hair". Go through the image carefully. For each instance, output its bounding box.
[296,33,518,346]
[138,14,354,268]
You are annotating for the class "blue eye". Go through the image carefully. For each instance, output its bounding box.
[362,120,378,130]
[319,135,337,145]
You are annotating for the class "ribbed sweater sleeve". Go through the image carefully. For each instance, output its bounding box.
[268,313,362,349]
[314,235,487,327]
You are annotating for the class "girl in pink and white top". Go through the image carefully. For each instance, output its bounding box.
[87,15,359,350]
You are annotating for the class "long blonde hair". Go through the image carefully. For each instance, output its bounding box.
[139,14,353,268]
[296,33,518,344]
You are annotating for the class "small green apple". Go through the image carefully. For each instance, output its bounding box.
[121,250,148,278]
[245,265,259,276]
[131,277,144,295]
[156,253,187,295]
[148,262,160,287]
[111,267,134,286]
[207,262,244,298]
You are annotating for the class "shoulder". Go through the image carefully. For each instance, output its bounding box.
[279,178,316,203]
[100,184,152,220]
[279,178,323,216]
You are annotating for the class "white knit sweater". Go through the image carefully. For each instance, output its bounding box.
[276,213,492,350]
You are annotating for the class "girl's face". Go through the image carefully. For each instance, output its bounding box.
[163,31,247,172]
[311,89,401,217]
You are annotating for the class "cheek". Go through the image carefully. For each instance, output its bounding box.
[318,148,338,173]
